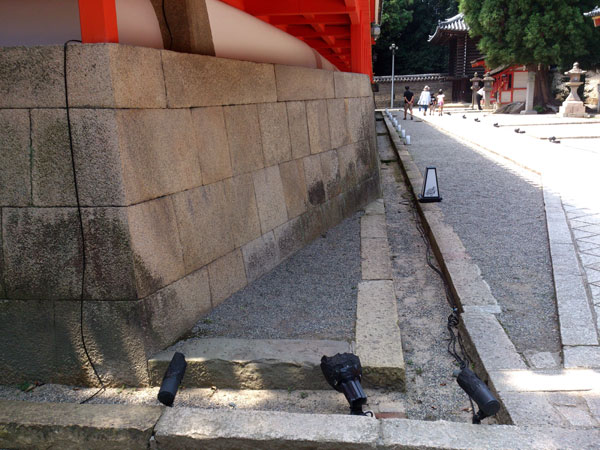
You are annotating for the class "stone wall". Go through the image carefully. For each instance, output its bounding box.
[374,79,453,109]
[0,44,380,386]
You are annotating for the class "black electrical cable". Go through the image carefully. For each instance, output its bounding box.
[162,0,173,50]
[399,196,477,419]
[63,40,106,403]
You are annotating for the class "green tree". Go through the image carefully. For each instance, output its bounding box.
[459,0,600,103]
[373,0,460,76]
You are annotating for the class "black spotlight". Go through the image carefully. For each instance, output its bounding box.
[157,352,187,407]
[321,353,368,415]
[455,367,500,424]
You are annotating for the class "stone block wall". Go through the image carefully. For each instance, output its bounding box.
[0,44,380,386]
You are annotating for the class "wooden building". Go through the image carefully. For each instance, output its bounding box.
[428,13,484,102]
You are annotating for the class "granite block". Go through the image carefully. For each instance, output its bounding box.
[162,51,277,107]
[0,109,31,206]
[279,159,308,219]
[274,216,305,261]
[223,104,265,176]
[306,99,331,154]
[191,106,232,185]
[258,102,292,167]
[223,173,261,248]
[208,249,247,307]
[172,183,234,273]
[253,166,289,233]
[334,72,371,98]
[320,150,341,200]
[2,208,82,300]
[275,64,335,101]
[302,154,326,207]
[30,109,76,206]
[286,101,311,159]
[327,98,350,149]
[242,232,279,282]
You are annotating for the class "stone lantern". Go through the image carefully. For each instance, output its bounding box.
[559,62,587,117]
[483,72,495,109]
[470,72,482,109]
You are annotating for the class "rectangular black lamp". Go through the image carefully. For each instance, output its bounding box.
[418,166,442,203]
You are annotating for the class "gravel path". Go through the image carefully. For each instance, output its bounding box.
[187,212,362,340]
[397,116,560,355]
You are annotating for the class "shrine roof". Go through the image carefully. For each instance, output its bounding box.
[428,13,469,44]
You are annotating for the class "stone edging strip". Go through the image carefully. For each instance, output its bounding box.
[356,199,405,389]
[2,400,599,449]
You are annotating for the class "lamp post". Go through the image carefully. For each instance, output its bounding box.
[559,62,587,117]
[483,73,495,109]
[389,43,397,109]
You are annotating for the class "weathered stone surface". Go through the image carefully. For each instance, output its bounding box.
[306,99,331,154]
[0,109,31,206]
[253,166,289,233]
[208,249,247,307]
[242,231,279,282]
[191,106,232,185]
[81,207,137,300]
[0,46,65,108]
[361,214,387,238]
[489,368,600,393]
[303,154,326,207]
[2,208,82,300]
[320,150,341,200]
[460,311,527,371]
[334,71,372,98]
[70,109,126,205]
[347,97,366,143]
[258,102,292,166]
[356,280,405,389]
[0,401,162,450]
[338,142,358,191]
[564,346,600,368]
[365,198,385,215]
[223,173,261,248]
[303,207,325,244]
[279,159,308,219]
[555,405,598,427]
[381,418,600,449]
[172,183,234,273]
[274,216,305,261]
[31,109,76,206]
[223,104,265,176]
[275,64,335,101]
[327,98,350,149]
[445,258,499,310]
[127,196,185,298]
[144,268,212,346]
[356,139,373,181]
[67,43,167,108]
[361,237,393,280]
[162,51,277,107]
[286,101,311,159]
[116,108,202,204]
[501,392,567,426]
[0,300,59,383]
[321,195,344,230]
[156,408,377,449]
[149,338,351,389]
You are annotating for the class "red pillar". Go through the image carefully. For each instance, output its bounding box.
[78,0,119,43]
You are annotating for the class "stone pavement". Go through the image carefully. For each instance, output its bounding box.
[384,107,600,428]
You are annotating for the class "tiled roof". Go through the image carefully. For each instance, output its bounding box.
[374,73,449,83]
[428,13,469,43]
[584,5,600,17]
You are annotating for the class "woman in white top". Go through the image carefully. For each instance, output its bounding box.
[417,86,431,116]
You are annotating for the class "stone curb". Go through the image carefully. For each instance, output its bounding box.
[2,400,598,449]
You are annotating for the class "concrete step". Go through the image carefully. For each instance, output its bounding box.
[148,338,352,390]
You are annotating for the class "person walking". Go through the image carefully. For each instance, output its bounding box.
[403,86,414,120]
[436,89,445,116]
[476,86,484,110]
[417,86,431,116]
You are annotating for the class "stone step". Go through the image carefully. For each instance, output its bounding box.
[148,338,352,390]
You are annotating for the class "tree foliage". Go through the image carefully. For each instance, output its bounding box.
[459,0,600,69]
[373,0,459,76]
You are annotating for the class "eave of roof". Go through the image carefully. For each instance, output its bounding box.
[584,6,600,17]
[428,13,469,44]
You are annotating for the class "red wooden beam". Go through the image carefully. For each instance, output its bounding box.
[303,39,351,49]
[267,15,350,26]
[243,0,349,16]
[286,25,350,38]
[78,0,119,43]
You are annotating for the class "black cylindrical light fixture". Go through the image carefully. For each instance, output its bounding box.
[157,352,187,407]
[456,367,500,423]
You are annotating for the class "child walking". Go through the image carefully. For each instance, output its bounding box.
[436,89,445,116]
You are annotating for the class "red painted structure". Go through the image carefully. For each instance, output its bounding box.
[472,59,529,105]
[77,0,378,77]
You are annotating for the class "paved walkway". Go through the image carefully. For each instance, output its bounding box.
[385,107,600,427]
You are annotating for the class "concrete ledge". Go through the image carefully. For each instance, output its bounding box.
[148,338,351,390]
[356,281,405,389]
[155,408,379,449]
[3,401,599,449]
[0,401,162,450]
